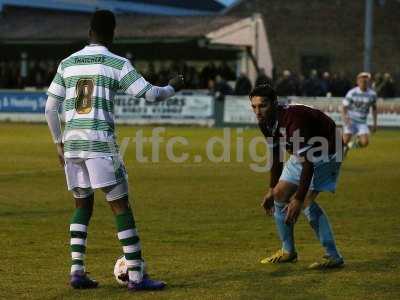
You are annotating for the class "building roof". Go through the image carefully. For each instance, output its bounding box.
[121,0,225,11]
[0,8,241,43]
[0,0,225,16]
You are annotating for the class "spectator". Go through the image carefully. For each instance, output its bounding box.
[145,62,159,85]
[7,61,21,88]
[321,71,332,96]
[331,72,352,97]
[218,61,236,81]
[303,69,324,97]
[45,60,57,86]
[372,72,383,94]
[157,62,170,86]
[170,61,182,76]
[298,73,306,96]
[207,78,216,95]
[30,61,46,87]
[379,73,396,98]
[211,75,234,100]
[255,68,273,87]
[235,73,252,95]
[185,65,200,89]
[200,61,218,88]
[275,70,300,96]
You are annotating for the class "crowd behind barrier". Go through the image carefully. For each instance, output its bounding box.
[0,59,398,98]
[1,89,400,128]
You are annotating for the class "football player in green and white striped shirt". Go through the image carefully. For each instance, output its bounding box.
[45,10,184,292]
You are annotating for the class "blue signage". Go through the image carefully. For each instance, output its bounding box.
[0,91,47,113]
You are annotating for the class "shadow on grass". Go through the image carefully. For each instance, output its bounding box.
[343,252,400,273]
[168,264,306,289]
[44,283,130,300]
[40,260,388,300]
[167,266,330,300]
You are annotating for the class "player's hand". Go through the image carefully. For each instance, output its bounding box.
[56,143,65,167]
[169,75,185,92]
[283,198,302,224]
[261,189,275,216]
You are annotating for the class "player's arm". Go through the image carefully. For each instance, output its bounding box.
[45,96,64,166]
[341,95,351,125]
[295,156,314,203]
[269,144,284,188]
[284,151,314,224]
[371,100,378,133]
[45,64,66,166]
[119,61,184,102]
[341,105,350,124]
[142,76,184,102]
[262,141,283,215]
[284,124,314,224]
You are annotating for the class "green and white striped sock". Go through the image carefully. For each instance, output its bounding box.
[115,210,143,283]
[69,208,91,274]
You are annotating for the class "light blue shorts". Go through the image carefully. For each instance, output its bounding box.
[280,154,341,192]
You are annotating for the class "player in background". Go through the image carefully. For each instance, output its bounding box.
[250,84,344,269]
[342,72,377,156]
[45,10,184,291]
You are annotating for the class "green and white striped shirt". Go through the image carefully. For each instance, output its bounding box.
[343,87,377,123]
[47,45,154,158]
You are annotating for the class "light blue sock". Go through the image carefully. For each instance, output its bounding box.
[274,201,296,253]
[303,202,342,259]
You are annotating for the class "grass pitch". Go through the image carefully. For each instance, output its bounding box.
[0,123,399,300]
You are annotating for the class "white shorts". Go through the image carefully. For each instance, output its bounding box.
[64,156,128,191]
[280,154,341,192]
[343,122,370,136]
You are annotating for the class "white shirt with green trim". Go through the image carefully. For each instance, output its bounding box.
[46,44,174,158]
[343,87,377,124]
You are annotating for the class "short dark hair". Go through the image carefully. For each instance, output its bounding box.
[90,10,116,39]
[249,84,277,103]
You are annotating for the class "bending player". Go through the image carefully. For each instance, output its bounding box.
[342,72,377,156]
[249,84,344,269]
[45,10,184,291]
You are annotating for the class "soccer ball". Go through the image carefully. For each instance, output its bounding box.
[114,256,129,286]
[114,256,147,286]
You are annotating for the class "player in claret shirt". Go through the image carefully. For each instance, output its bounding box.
[249,84,344,269]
